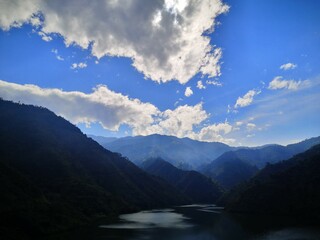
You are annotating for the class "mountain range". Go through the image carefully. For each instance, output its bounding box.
[201,152,259,189]
[141,158,223,203]
[91,134,233,169]
[2,99,320,238]
[223,144,320,221]
[199,137,320,188]
[0,99,189,238]
[92,134,320,190]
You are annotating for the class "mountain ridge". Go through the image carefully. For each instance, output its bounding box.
[223,144,320,221]
[0,99,189,238]
[141,157,223,203]
[91,134,234,169]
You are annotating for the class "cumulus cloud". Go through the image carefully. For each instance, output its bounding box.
[280,62,297,70]
[234,89,260,108]
[192,122,235,144]
[0,80,234,144]
[0,0,40,30]
[0,80,158,131]
[71,62,87,70]
[197,80,206,89]
[268,76,310,90]
[184,86,193,97]
[138,103,208,137]
[206,80,222,86]
[0,0,229,84]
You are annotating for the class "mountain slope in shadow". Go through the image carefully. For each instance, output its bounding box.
[223,144,320,221]
[142,158,223,203]
[202,151,259,189]
[0,99,189,238]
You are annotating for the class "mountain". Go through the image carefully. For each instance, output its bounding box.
[141,158,223,203]
[0,99,189,238]
[92,134,233,169]
[200,137,320,189]
[88,134,118,145]
[223,144,320,221]
[202,151,259,189]
[93,134,320,171]
[210,137,320,169]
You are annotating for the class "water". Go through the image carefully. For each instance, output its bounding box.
[50,204,320,240]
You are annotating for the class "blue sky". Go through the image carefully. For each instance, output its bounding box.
[0,0,319,146]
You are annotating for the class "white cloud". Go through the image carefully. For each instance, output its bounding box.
[235,121,243,126]
[137,103,208,137]
[0,0,40,30]
[246,123,256,130]
[234,89,260,108]
[0,80,158,131]
[190,122,235,144]
[246,134,255,138]
[56,56,64,61]
[280,63,297,70]
[38,31,52,42]
[268,76,310,90]
[206,80,222,86]
[0,0,229,84]
[51,48,64,61]
[184,86,193,97]
[0,80,235,144]
[71,62,87,70]
[196,80,206,89]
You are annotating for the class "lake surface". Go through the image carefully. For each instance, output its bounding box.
[51,204,320,240]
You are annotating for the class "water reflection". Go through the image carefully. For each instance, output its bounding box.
[178,204,224,213]
[50,204,320,240]
[100,208,193,229]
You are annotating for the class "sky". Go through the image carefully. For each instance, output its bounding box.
[0,0,319,146]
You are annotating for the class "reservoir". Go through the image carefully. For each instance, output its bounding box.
[52,204,320,240]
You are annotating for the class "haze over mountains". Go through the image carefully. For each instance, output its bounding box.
[92,134,320,170]
[91,134,233,169]
[92,133,320,191]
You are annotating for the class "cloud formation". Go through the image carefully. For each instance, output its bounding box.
[0,79,234,144]
[192,122,235,144]
[234,89,260,108]
[246,123,256,131]
[71,62,87,70]
[51,49,64,61]
[184,86,193,97]
[197,80,206,89]
[280,62,297,70]
[268,76,309,90]
[0,0,229,84]
[206,80,222,86]
[0,80,158,131]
